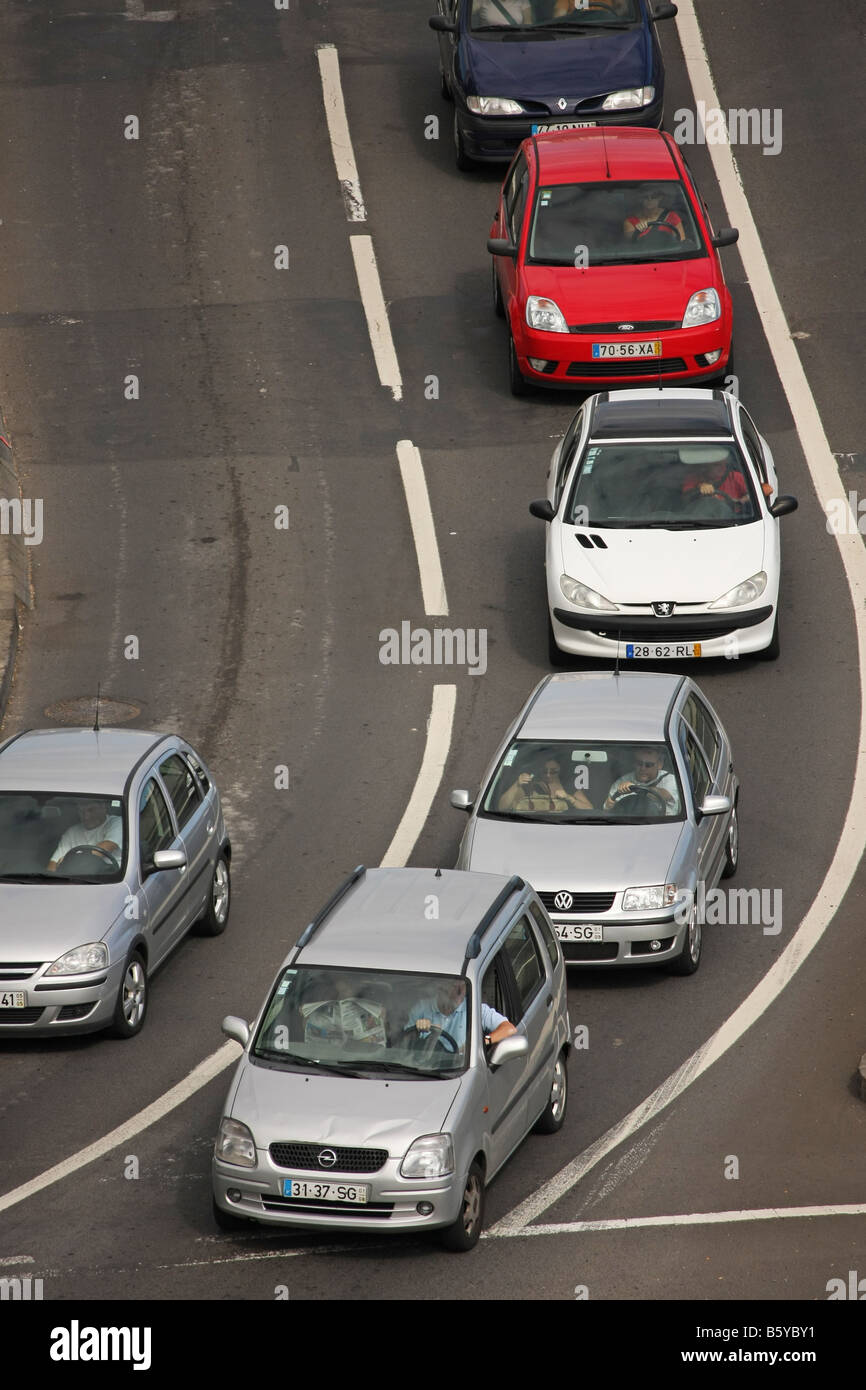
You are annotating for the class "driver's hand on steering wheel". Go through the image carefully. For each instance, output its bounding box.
[698,483,717,496]
[414,1018,432,1033]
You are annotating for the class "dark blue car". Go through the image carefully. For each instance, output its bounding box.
[429,0,677,170]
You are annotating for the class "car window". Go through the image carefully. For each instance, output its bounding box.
[526,180,704,268]
[680,726,711,807]
[470,0,639,29]
[501,918,545,1016]
[481,739,683,822]
[565,441,758,528]
[528,900,559,971]
[159,753,202,830]
[481,956,509,1017]
[0,791,126,881]
[184,749,211,795]
[738,408,769,487]
[139,778,174,863]
[508,164,530,243]
[554,410,583,509]
[682,693,721,771]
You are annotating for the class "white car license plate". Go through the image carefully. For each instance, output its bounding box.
[0,991,27,1008]
[283,1179,369,1203]
[626,642,701,659]
[592,341,662,359]
[556,924,603,942]
[532,121,596,133]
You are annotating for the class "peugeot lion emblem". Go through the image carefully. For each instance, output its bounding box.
[653,602,675,617]
[554,891,574,911]
[317,1148,337,1168]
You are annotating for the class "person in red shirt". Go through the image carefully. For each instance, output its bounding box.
[681,450,748,508]
[624,186,685,243]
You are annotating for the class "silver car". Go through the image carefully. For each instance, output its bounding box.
[451,671,738,974]
[213,866,569,1251]
[0,727,231,1038]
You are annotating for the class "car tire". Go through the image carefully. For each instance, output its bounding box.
[453,113,474,171]
[667,905,702,976]
[534,1049,568,1134]
[508,333,528,397]
[721,801,739,879]
[194,853,231,936]
[758,613,780,661]
[107,950,148,1038]
[492,258,505,318]
[440,1160,485,1252]
[212,1196,251,1233]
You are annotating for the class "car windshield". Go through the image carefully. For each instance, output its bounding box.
[481,740,684,822]
[527,180,704,266]
[565,442,759,527]
[470,0,639,30]
[0,791,126,881]
[253,967,472,1076]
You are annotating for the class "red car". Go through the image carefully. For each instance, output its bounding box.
[488,126,738,395]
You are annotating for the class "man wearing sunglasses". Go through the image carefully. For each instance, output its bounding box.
[603,746,680,816]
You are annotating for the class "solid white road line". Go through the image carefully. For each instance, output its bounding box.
[124,1,177,19]
[316,45,367,223]
[396,440,449,616]
[350,235,403,402]
[489,1203,866,1238]
[380,684,457,867]
[490,0,866,1238]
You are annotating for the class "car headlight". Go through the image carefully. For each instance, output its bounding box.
[622,884,678,912]
[400,1134,455,1179]
[45,942,109,976]
[215,1117,257,1168]
[708,571,768,609]
[526,296,569,333]
[602,86,655,111]
[682,289,721,328]
[466,96,524,116]
[559,575,619,610]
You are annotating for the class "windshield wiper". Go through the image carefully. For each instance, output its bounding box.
[537,18,632,29]
[352,1060,456,1079]
[637,519,732,529]
[254,1050,365,1078]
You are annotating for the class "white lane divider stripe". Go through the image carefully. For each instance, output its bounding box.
[396,441,449,616]
[350,235,403,402]
[489,1203,866,1238]
[380,685,457,868]
[490,0,866,1238]
[316,45,367,223]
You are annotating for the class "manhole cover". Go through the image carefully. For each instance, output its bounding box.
[43,696,141,725]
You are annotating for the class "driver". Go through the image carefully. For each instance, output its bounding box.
[623,186,685,243]
[604,747,680,816]
[408,978,516,1049]
[47,798,122,872]
[681,448,748,507]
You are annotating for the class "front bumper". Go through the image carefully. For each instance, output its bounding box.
[550,604,775,659]
[550,909,687,966]
[0,958,123,1037]
[514,321,731,387]
[458,99,664,163]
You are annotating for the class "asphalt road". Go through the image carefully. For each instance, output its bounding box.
[0,0,864,1313]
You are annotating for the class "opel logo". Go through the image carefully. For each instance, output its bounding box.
[554,891,573,911]
[557,98,568,111]
[617,323,635,331]
[653,602,675,617]
[317,1148,337,1168]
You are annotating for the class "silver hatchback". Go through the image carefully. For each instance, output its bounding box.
[0,727,231,1038]
[213,867,569,1251]
[451,671,738,974]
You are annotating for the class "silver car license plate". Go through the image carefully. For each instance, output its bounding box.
[283,1178,369,1203]
[0,990,27,1007]
[556,924,603,942]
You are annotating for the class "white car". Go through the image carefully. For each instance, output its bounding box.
[530,388,798,663]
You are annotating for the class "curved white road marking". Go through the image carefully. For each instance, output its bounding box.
[489,1203,866,1238]
[396,441,449,616]
[380,684,457,867]
[489,0,866,1236]
[349,236,403,401]
[317,45,367,223]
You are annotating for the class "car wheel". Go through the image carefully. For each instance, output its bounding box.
[508,333,528,397]
[439,61,453,102]
[492,258,505,318]
[108,950,148,1038]
[758,613,780,661]
[534,1050,568,1134]
[212,1196,251,1233]
[667,905,702,976]
[721,802,739,879]
[440,1160,485,1252]
[194,853,231,936]
[453,113,474,171]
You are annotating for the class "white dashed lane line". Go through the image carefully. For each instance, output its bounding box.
[396,440,449,616]
[488,1204,866,1240]
[317,44,367,223]
[349,235,403,402]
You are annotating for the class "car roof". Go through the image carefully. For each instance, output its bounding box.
[294,867,524,976]
[589,390,734,439]
[519,672,684,743]
[532,127,681,185]
[0,727,169,794]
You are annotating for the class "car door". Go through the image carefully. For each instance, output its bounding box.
[500,913,558,1129]
[678,718,725,891]
[136,772,188,965]
[500,153,531,316]
[435,0,460,94]
[155,750,213,932]
[479,947,528,1176]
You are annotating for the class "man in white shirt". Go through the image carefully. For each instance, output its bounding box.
[604,747,680,816]
[48,800,123,872]
[472,0,533,26]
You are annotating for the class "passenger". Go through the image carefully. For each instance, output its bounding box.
[498,753,593,813]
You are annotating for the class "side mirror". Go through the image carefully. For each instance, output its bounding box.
[487,236,517,259]
[529,498,556,522]
[222,1016,251,1049]
[428,15,457,32]
[152,847,187,872]
[698,793,732,819]
[711,227,739,248]
[769,495,798,518]
[450,789,474,812]
[488,1034,529,1068]
[652,2,678,19]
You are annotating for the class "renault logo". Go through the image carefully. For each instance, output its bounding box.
[557,98,568,111]
[653,602,675,617]
[317,1148,337,1168]
[554,891,573,911]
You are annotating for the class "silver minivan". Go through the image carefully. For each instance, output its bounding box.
[212,866,570,1251]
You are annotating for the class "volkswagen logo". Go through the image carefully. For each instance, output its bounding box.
[557,98,568,111]
[617,323,635,332]
[317,1148,337,1169]
[554,891,573,911]
[652,602,675,617]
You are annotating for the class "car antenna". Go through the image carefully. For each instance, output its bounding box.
[93,682,101,733]
[614,628,622,682]
[601,126,612,179]
[435,866,442,877]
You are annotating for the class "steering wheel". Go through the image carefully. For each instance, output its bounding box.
[683,487,739,518]
[58,844,119,869]
[640,218,679,236]
[403,1023,459,1055]
[611,786,667,816]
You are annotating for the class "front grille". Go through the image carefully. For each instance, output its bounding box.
[262,1195,393,1219]
[592,621,742,641]
[570,321,679,334]
[0,1008,45,1023]
[269,1142,388,1174]
[566,357,688,378]
[0,963,43,981]
[541,891,615,914]
[562,942,619,962]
